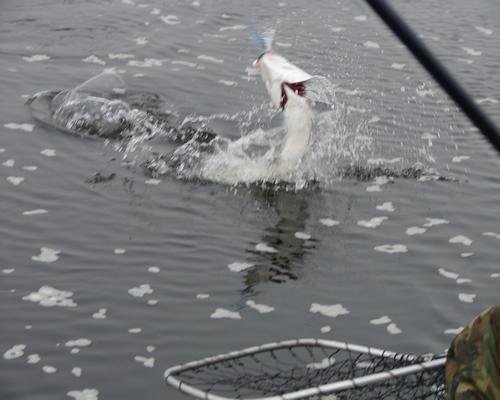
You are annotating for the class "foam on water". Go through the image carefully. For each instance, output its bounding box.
[309,303,349,318]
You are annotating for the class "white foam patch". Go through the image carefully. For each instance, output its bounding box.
[357,216,388,228]
[197,294,209,299]
[128,328,142,333]
[160,15,180,25]
[72,367,82,377]
[147,346,155,353]
[368,116,380,123]
[246,300,275,313]
[423,218,449,227]
[128,284,153,297]
[221,14,230,18]
[276,42,292,48]
[228,262,254,272]
[391,63,405,70]
[66,339,91,348]
[364,41,380,49]
[355,15,367,21]
[482,232,499,237]
[367,158,401,165]
[27,354,40,364]
[22,286,77,307]
[71,348,80,354]
[7,176,24,185]
[3,159,14,167]
[387,323,402,335]
[82,55,106,65]
[456,58,474,64]
[452,155,470,163]
[445,327,464,335]
[127,58,164,67]
[108,53,135,59]
[320,218,339,226]
[405,227,427,236]
[321,326,331,333]
[42,366,57,374]
[331,27,345,33]
[219,80,237,86]
[461,253,473,258]
[210,308,241,319]
[3,344,26,360]
[114,249,126,254]
[376,202,395,212]
[4,122,35,131]
[145,179,161,185]
[255,243,278,253]
[370,316,392,325]
[307,357,336,370]
[67,389,98,400]
[491,273,500,278]
[476,98,498,104]
[147,299,158,305]
[219,25,246,31]
[32,247,60,263]
[23,165,38,171]
[23,54,50,62]
[92,308,106,319]
[294,232,311,240]
[374,244,407,254]
[148,266,160,273]
[462,47,482,56]
[422,132,436,139]
[172,60,197,67]
[310,303,349,318]
[40,149,56,157]
[456,278,472,285]
[134,356,155,368]
[3,269,15,274]
[135,37,148,45]
[475,26,493,35]
[439,268,459,280]
[458,293,476,303]
[449,235,472,246]
[197,55,224,63]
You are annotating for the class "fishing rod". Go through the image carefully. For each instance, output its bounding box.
[364,0,500,155]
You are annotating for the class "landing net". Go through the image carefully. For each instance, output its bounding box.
[164,338,446,400]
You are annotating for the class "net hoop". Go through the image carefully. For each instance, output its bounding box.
[164,338,446,400]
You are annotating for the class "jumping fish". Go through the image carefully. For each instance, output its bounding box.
[253,50,313,177]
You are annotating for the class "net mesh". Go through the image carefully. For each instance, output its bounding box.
[165,339,446,400]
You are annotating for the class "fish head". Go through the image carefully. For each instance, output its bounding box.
[253,50,312,110]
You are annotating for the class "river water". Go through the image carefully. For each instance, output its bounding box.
[1,1,499,399]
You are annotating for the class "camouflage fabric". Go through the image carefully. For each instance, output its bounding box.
[446,305,500,400]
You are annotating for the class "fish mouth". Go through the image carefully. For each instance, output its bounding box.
[280,81,307,109]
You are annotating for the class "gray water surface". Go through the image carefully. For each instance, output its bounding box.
[1,1,499,399]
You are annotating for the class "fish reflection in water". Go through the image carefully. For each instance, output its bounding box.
[242,187,315,288]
